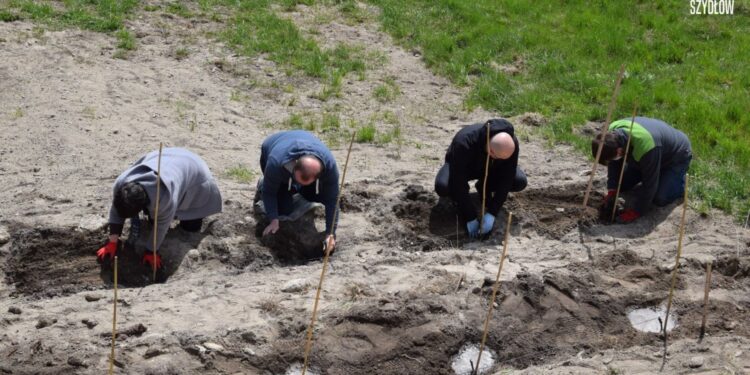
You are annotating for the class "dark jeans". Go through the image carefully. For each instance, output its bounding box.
[434,163,528,198]
[620,156,691,206]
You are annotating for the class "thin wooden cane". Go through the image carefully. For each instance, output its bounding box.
[301,132,356,375]
[699,262,713,342]
[660,174,689,371]
[108,256,118,375]
[479,122,491,238]
[473,212,513,375]
[611,104,638,222]
[152,143,163,281]
[583,64,626,208]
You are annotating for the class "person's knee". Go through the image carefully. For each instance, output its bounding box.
[434,164,451,197]
[512,171,528,192]
[653,190,680,207]
[435,181,450,197]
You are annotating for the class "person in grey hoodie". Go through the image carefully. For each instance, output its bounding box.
[257,130,339,251]
[96,148,222,268]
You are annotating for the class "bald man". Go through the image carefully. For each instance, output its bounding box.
[257,130,339,250]
[435,119,527,238]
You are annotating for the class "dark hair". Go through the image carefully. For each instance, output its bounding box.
[113,181,148,218]
[591,132,620,166]
[294,156,322,180]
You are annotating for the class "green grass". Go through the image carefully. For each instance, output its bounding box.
[116,27,135,50]
[226,165,256,183]
[372,76,400,103]
[175,46,190,60]
[2,0,139,32]
[365,0,750,219]
[167,1,193,18]
[356,122,376,143]
[218,0,367,100]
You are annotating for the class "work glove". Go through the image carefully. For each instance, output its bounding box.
[96,241,117,260]
[480,213,495,235]
[617,209,641,224]
[142,253,163,269]
[466,219,480,239]
[601,190,617,208]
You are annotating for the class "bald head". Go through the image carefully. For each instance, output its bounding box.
[294,155,322,186]
[489,132,515,160]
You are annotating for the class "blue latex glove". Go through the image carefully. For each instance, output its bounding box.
[466,219,480,239]
[480,213,495,234]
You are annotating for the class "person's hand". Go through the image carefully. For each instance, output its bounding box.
[263,219,280,236]
[601,189,617,208]
[617,209,641,224]
[466,219,480,239]
[96,240,117,260]
[324,234,336,254]
[480,213,495,235]
[142,253,163,269]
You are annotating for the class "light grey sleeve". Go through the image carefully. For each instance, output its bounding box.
[144,188,176,252]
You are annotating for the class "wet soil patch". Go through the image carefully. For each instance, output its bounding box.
[4,227,103,298]
[506,184,602,239]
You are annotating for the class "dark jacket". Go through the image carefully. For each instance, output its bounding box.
[607,117,692,213]
[260,131,339,233]
[445,119,519,221]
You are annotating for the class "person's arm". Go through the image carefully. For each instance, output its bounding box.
[487,152,518,216]
[448,150,477,222]
[633,148,661,214]
[261,161,283,222]
[107,182,126,241]
[322,168,340,235]
[144,186,175,252]
[607,159,623,190]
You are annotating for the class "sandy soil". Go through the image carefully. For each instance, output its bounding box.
[1,3,749,374]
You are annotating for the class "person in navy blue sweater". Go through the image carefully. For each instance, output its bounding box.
[257,131,339,250]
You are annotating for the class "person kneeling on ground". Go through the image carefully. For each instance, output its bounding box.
[593,116,692,224]
[256,130,339,252]
[435,118,527,239]
[96,148,222,268]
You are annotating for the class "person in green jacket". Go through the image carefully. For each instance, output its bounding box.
[592,117,692,223]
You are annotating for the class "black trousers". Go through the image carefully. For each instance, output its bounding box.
[434,163,528,199]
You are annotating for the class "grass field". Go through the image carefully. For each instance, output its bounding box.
[365,0,750,219]
[2,0,747,219]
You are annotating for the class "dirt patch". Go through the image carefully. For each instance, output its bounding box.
[507,183,602,239]
[222,249,750,373]
[4,226,104,298]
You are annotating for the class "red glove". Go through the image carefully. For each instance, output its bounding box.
[142,253,163,269]
[602,190,617,206]
[617,209,641,223]
[96,241,117,260]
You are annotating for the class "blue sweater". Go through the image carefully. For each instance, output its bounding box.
[260,131,340,233]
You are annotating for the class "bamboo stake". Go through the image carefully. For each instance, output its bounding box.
[152,143,163,282]
[660,174,689,371]
[611,104,638,222]
[473,212,513,375]
[479,122,491,239]
[301,132,356,375]
[699,262,713,342]
[108,256,118,375]
[583,64,626,208]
